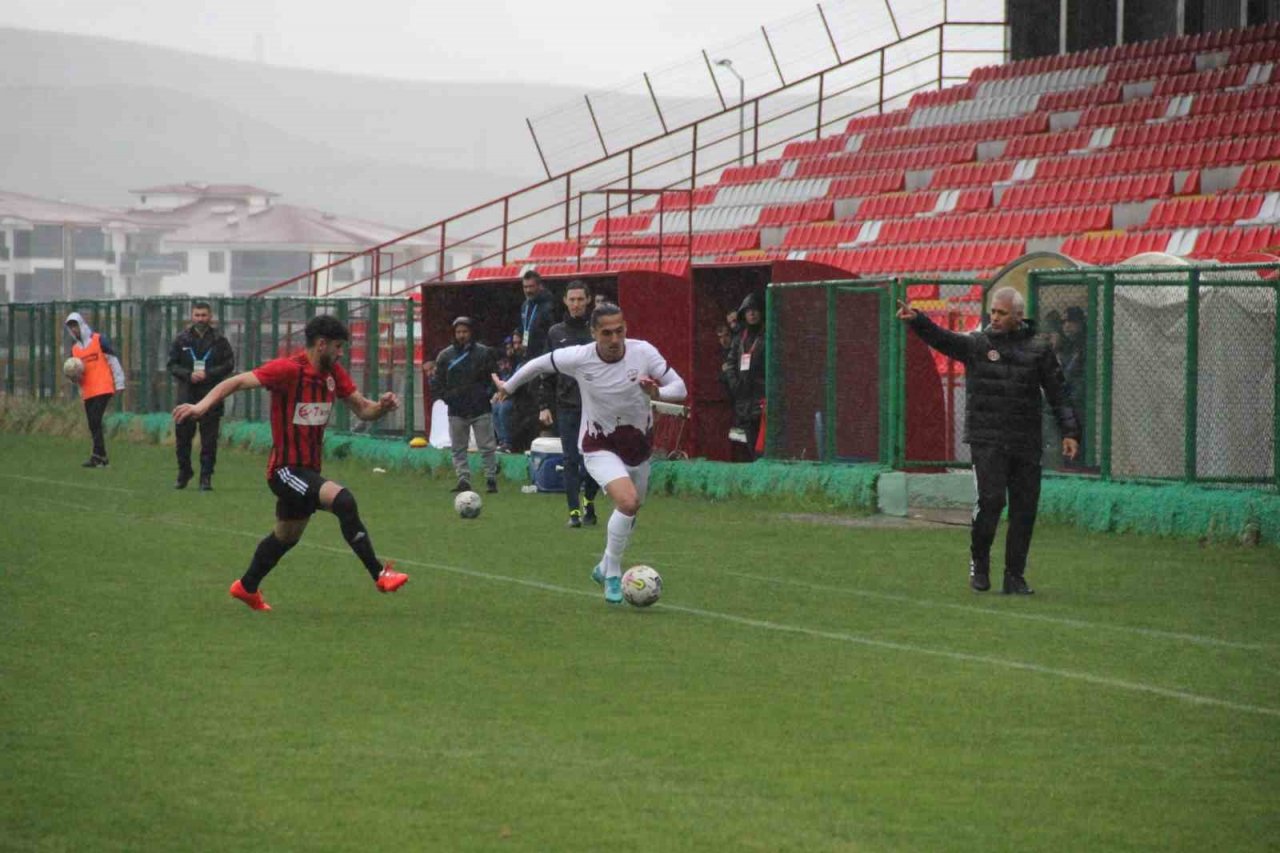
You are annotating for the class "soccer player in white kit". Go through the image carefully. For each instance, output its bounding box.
[493,303,687,603]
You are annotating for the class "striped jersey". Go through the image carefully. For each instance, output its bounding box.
[252,352,355,477]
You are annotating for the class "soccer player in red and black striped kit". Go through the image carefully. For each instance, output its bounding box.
[173,314,408,610]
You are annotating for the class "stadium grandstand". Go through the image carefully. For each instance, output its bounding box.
[249,3,1280,301]
[471,20,1280,280]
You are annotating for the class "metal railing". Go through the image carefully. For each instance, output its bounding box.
[252,3,1006,299]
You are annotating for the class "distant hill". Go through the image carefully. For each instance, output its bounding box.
[0,27,594,228]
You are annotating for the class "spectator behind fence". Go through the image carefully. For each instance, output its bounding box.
[493,336,517,453]
[64,311,126,469]
[721,292,767,460]
[167,300,235,491]
[540,280,601,528]
[426,317,499,494]
[898,287,1079,595]
[1059,306,1088,466]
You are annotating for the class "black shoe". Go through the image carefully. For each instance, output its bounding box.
[199,475,213,491]
[175,472,193,490]
[566,510,583,528]
[452,478,472,493]
[582,500,598,526]
[969,559,990,592]
[486,478,499,494]
[1002,573,1034,595]
[82,455,109,469]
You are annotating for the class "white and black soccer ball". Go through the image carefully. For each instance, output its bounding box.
[621,565,662,607]
[454,490,482,519]
[63,356,84,381]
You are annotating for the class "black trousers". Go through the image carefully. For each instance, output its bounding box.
[556,405,599,511]
[176,412,222,477]
[970,444,1042,576]
[84,393,112,459]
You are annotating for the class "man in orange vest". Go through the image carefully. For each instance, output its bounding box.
[64,312,125,468]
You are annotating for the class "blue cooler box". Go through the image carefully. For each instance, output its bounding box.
[527,436,565,493]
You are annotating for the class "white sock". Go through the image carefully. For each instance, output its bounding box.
[602,510,635,578]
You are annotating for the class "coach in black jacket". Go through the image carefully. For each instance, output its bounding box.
[167,301,235,490]
[428,317,500,494]
[899,287,1079,595]
[538,281,600,527]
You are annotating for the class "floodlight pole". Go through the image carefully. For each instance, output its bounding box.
[714,58,746,167]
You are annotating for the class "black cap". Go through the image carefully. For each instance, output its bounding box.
[452,316,475,329]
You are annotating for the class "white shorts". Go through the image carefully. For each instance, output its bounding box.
[583,451,650,504]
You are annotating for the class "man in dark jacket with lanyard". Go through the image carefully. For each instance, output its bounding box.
[721,291,767,460]
[511,270,557,450]
[898,287,1079,595]
[167,300,235,490]
[539,281,601,528]
[427,317,499,494]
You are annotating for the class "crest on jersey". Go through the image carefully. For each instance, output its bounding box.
[626,368,639,382]
[326,376,336,391]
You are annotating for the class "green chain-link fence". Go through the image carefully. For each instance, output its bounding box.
[765,264,1278,490]
[0,297,422,437]
[1029,263,1278,488]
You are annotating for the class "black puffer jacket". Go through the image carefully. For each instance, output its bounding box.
[908,313,1078,457]
[519,289,557,359]
[167,325,236,415]
[430,342,498,419]
[540,314,592,411]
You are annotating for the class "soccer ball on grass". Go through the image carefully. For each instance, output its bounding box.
[454,490,482,519]
[63,357,84,381]
[621,565,662,607]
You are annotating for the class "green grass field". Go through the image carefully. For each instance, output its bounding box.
[2,432,1278,852]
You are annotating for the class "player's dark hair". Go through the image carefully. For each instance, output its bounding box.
[192,300,212,312]
[565,279,591,298]
[522,270,543,284]
[590,302,623,329]
[305,314,350,345]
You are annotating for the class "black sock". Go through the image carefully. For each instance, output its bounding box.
[242,534,295,593]
[331,489,383,580]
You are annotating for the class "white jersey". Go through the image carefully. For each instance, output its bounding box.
[505,339,686,465]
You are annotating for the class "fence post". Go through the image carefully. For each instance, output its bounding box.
[368,299,381,401]
[5,304,14,395]
[335,300,350,432]
[1084,277,1099,467]
[877,285,891,465]
[404,297,416,439]
[1184,269,1200,483]
[764,285,779,458]
[27,306,35,400]
[894,278,906,469]
[1100,271,1115,481]
[824,284,837,461]
[139,300,150,412]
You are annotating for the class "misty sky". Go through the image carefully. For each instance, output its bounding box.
[3,0,855,87]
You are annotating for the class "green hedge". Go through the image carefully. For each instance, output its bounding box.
[3,401,1274,542]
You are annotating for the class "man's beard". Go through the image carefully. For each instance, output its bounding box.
[318,353,335,371]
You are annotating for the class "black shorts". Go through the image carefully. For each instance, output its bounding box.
[268,466,328,520]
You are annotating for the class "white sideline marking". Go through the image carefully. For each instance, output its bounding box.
[14,498,1280,719]
[0,473,136,495]
[718,569,1270,652]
